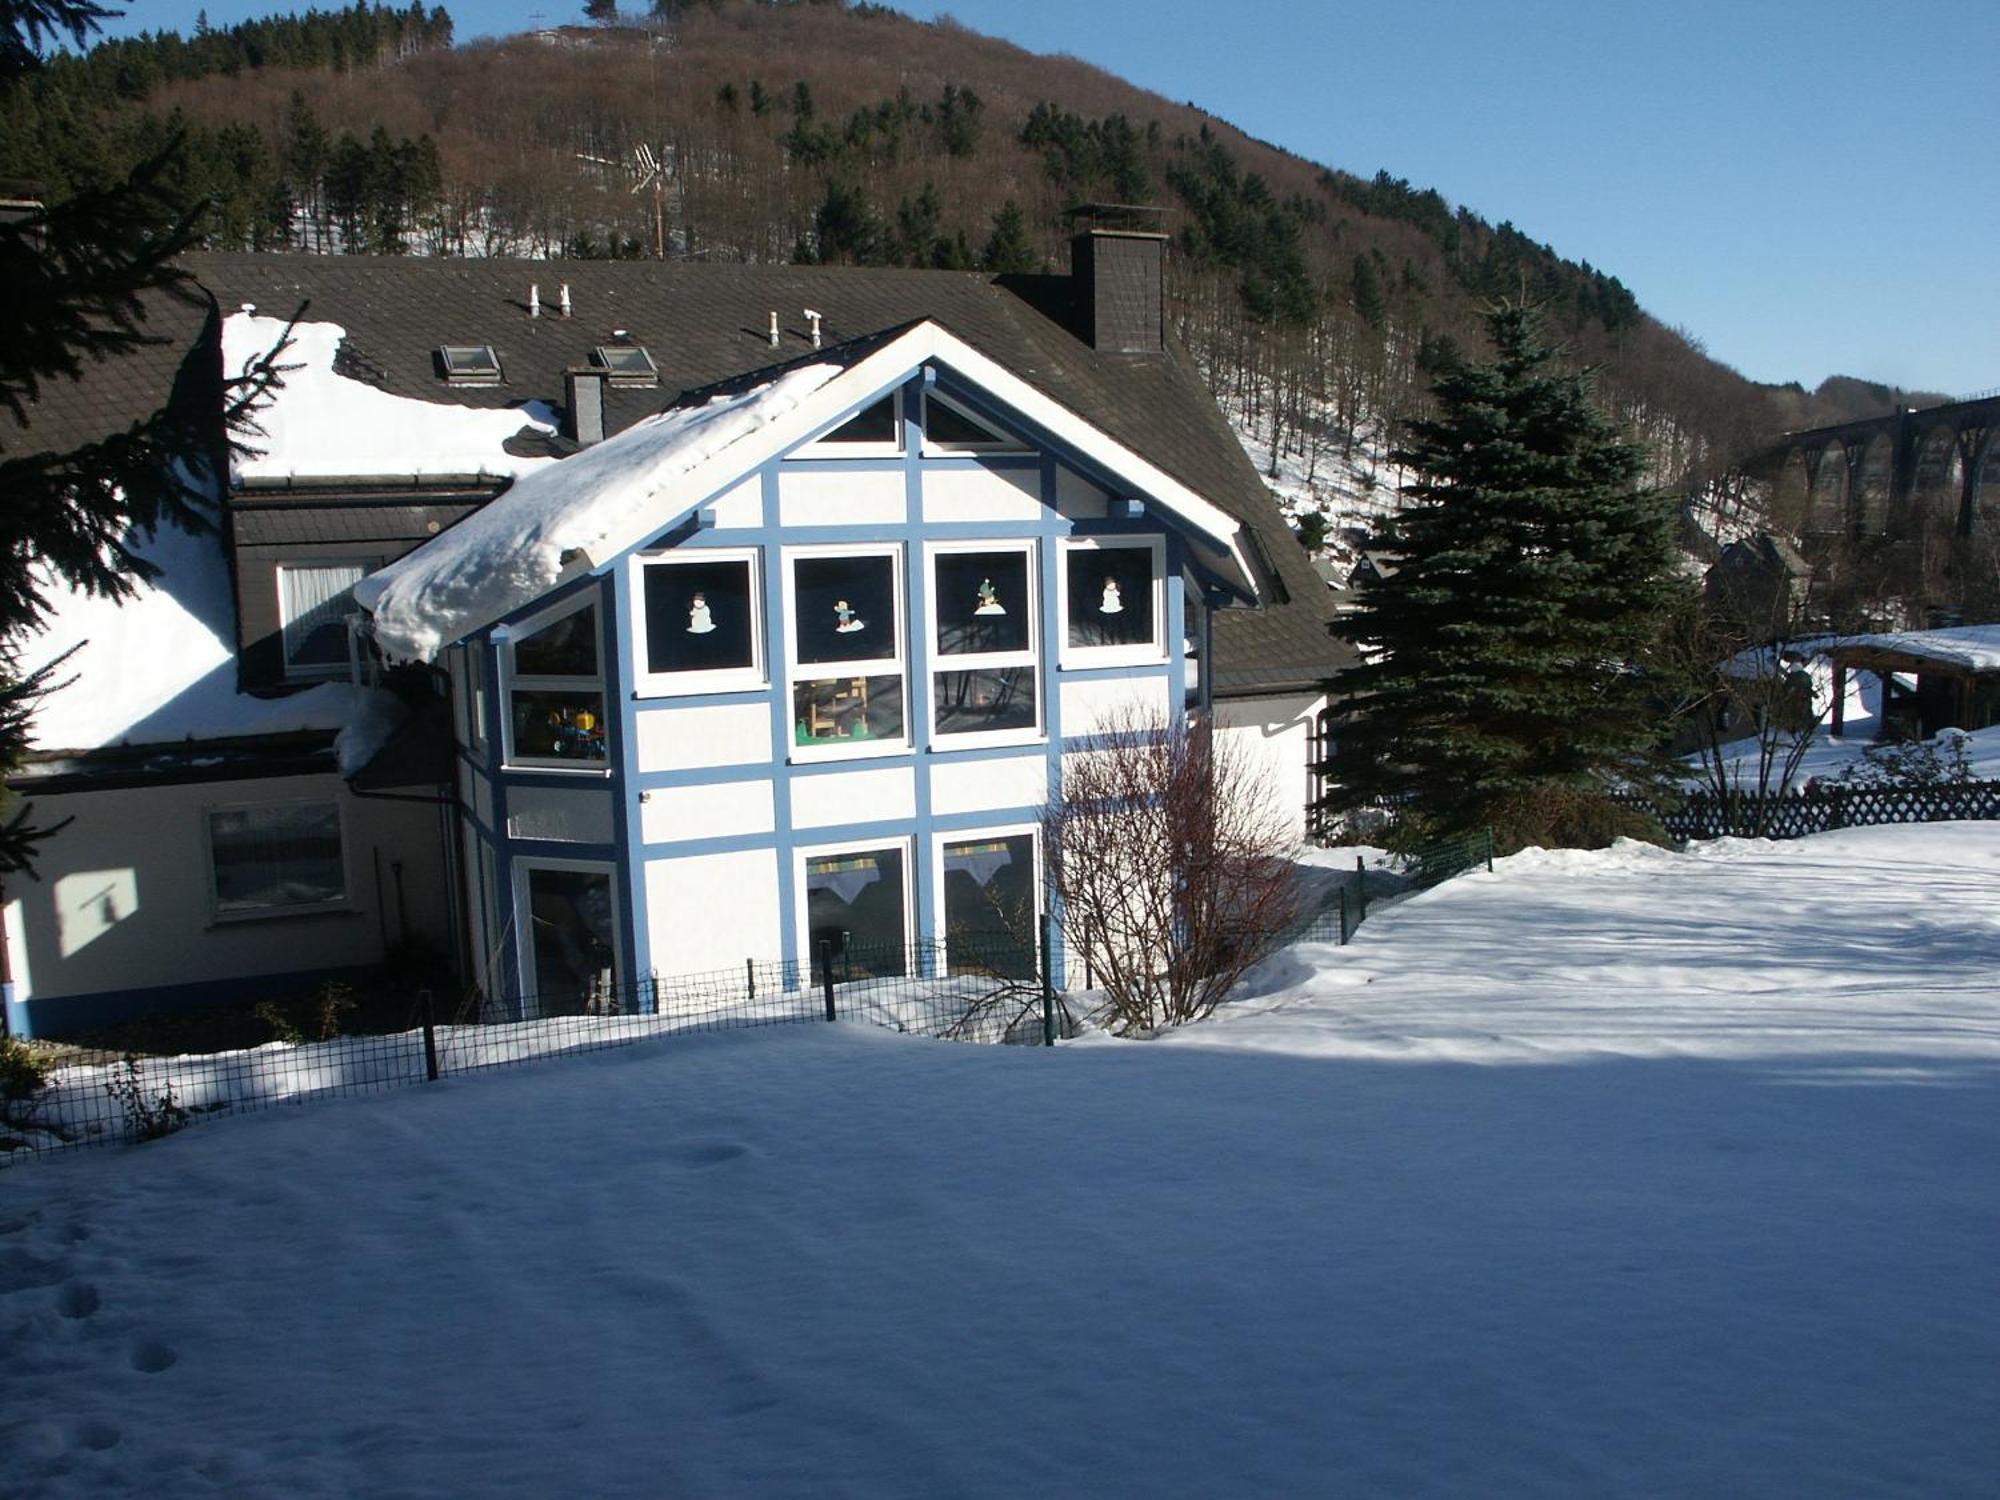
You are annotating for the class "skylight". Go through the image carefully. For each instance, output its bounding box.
[593,344,660,387]
[438,345,503,385]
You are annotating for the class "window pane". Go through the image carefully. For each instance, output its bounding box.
[818,395,898,445]
[793,674,903,748]
[514,604,599,677]
[279,563,364,670]
[806,847,906,978]
[644,559,756,675]
[211,803,343,912]
[512,689,607,762]
[794,555,897,664]
[944,833,1036,978]
[934,667,1037,737]
[927,399,1006,447]
[934,551,1030,656]
[1067,546,1156,649]
[526,867,617,1014]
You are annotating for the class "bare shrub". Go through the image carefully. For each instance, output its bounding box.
[1043,706,1303,1034]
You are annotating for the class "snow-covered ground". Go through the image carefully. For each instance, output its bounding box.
[4,823,1997,1496]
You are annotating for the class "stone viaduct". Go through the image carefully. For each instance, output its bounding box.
[1765,394,2000,541]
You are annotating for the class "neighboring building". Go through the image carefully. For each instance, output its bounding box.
[1703,532,1814,640]
[3,232,1345,1034]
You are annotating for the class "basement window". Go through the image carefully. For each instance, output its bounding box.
[438,344,503,385]
[593,344,659,388]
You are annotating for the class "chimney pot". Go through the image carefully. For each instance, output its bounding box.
[559,283,573,318]
[563,368,606,447]
[804,308,823,348]
[768,311,780,348]
[530,284,541,318]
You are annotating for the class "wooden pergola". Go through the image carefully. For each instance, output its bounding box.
[1824,629,2000,740]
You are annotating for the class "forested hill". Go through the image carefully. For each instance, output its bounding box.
[0,0,1948,515]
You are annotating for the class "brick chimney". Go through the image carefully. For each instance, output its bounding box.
[1069,204,1167,355]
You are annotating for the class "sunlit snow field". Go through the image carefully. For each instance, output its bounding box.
[4,824,1997,1497]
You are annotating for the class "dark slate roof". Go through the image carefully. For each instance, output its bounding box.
[0,286,216,461]
[61,253,1348,695]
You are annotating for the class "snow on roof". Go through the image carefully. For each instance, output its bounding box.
[223,312,556,482]
[1829,625,2000,673]
[17,520,389,753]
[355,364,839,662]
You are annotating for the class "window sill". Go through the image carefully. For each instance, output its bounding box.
[501,763,614,778]
[789,740,913,767]
[928,731,1047,753]
[207,902,359,930]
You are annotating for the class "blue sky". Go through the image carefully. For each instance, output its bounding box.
[93,0,1999,396]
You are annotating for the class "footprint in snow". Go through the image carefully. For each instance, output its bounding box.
[56,1281,100,1320]
[131,1339,177,1374]
[71,1419,121,1451]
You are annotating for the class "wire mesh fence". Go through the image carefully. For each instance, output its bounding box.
[1,929,1075,1161]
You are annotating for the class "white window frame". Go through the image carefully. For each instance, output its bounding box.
[783,543,909,763]
[627,546,767,698]
[500,592,610,773]
[921,390,1027,455]
[933,823,1041,974]
[276,559,370,681]
[1058,535,1168,669]
[796,834,915,973]
[202,796,350,923]
[925,539,1043,750]
[512,855,622,1019]
[791,391,904,459]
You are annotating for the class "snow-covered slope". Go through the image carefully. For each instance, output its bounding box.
[6,823,1996,1496]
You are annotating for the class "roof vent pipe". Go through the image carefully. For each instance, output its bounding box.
[558,283,572,319]
[529,284,541,318]
[768,312,780,348]
[804,308,823,348]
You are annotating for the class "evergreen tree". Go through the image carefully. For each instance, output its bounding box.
[0,0,288,873]
[979,199,1036,274]
[1330,304,1679,850]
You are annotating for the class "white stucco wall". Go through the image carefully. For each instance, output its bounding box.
[5,771,451,1010]
[645,848,782,975]
[1212,691,1326,846]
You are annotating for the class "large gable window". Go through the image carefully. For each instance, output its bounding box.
[796,394,902,457]
[787,548,905,755]
[277,562,366,678]
[1061,536,1165,666]
[632,549,764,696]
[504,596,607,769]
[930,544,1039,743]
[922,392,1024,453]
[207,801,346,919]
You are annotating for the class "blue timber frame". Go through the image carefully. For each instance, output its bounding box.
[462,359,1219,1009]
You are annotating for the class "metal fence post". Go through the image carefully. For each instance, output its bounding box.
[1354,854,1369,922]
[420,988,439,1082]
[1039,913,1056,1047]
[1485,827,1494,872]
[1337,886,1349,945]
[818,940,837,1022]
[746,957,756,1003]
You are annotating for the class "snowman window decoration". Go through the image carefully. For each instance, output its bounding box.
[974,578,1006,616]
[1099,577,1124,614]
[686,591,715,634]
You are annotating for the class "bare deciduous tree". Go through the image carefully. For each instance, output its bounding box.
[1043,706,1303,1034]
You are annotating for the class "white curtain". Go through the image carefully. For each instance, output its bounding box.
[279,563,364,668]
